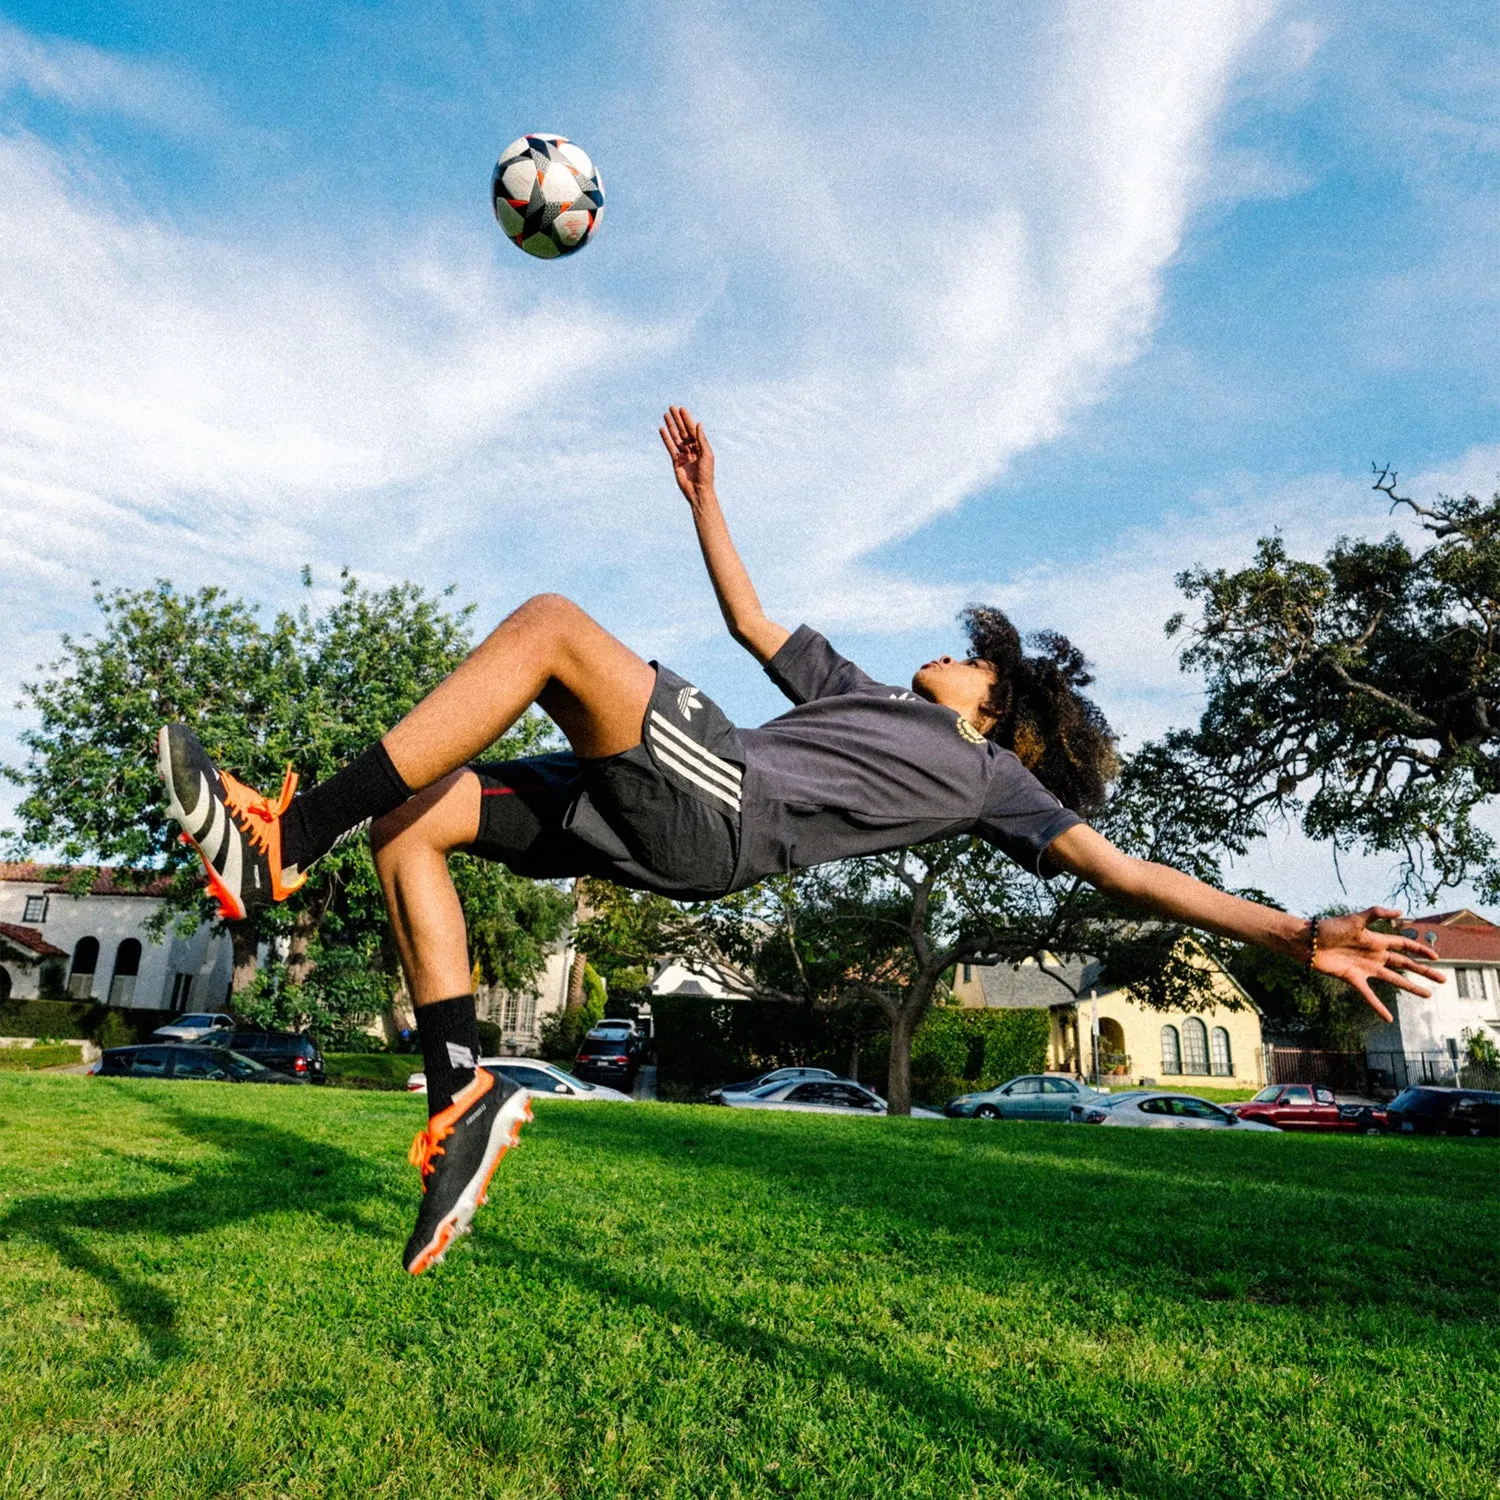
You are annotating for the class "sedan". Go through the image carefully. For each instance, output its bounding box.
[946,1074,1107,1121]
[151,1012,235,1044]
[708,1066,840,1102]
[720,1078,943,1118]
[93,1044,298,1083]
[1073,1091,1277,1130]
[405,1056,633,1102]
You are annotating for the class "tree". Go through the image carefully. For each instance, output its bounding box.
[5,574,570,1018]
[1158,470,1500,902]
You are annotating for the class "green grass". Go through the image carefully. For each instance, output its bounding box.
[0,1076,1495,1500]
[322,1052,420,1091]
[0,1042,83,1071]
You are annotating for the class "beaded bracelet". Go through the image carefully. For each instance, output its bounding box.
[1306,916,1320,971]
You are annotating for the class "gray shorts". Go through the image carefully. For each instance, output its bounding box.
[467,665,743,900]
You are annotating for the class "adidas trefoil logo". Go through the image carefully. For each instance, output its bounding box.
[677,686,703,721]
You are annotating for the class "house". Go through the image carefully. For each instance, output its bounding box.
[1363,909,1500,1081]
[950,950,1265,1089]
[0,863,233,1014]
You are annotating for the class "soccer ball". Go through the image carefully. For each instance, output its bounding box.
[491,134,604,259]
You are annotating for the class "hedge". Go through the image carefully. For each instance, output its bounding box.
[0,1042,84,1071]
[652,995,1050,1104]
[0,1001,173,1044]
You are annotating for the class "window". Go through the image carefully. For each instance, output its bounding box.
[961,963,973,984]
[1173,1099,1227,1121]
[108,938,142,1006]
[1007,1077,1042,1095]
[169,973,194,1011]
[1042,1078,1077,1094]
[172,1051,228,1080]
[1210,1027,1233,1076]
[1315,1087,1335,1104]
[503,1066,565,1091]
[1138,1097,1171,1115]
[129,1048,171,1078]
[1283,1086,1313,1103]
[22,895,47,924]
[501,990,520,1031]
[1181,1018,1209,1075]
[1457,968,1478,999]
[520,992,538,1037]
[1160,1026,1182,1075]
[68,936,100,999]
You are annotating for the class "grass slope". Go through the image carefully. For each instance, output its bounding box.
[0,1076,1495,1500]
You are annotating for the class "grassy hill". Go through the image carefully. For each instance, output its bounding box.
[1,1075,1495,1499]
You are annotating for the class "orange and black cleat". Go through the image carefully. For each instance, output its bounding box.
[157,724,308,921]
[404,1069,532,1275]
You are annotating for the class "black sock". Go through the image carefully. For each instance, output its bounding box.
[281,741,411,873]
[416,994,482,1116]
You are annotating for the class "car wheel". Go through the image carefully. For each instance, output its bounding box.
[1363,1123,1383,1135]
[975,1104,1001,1120]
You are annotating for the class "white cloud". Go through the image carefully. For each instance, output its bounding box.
[0,17,219,131]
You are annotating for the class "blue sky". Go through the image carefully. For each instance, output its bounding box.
[1,0,1495,910]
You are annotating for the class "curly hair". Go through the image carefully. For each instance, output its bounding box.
[959,604,1118,817]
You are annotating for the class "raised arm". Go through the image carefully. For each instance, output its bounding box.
[660,406,790,665]
[1044,824,1443,1022]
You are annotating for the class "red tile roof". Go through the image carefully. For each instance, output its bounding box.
[0,862,173,898]
[1406,910,1500,962]
[0,922,68,959]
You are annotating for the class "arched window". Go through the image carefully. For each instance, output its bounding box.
[1210,1026,1233,1077]
[109,938,143,1006]
[1160,1025,1181,1075]
[68,936,100,999]
[1182,1017,1209,1075]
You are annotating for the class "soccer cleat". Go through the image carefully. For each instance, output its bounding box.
[157,724,307,921]
[403,1068,532,1276]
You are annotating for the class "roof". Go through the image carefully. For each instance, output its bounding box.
[1404,909,1500,962]
[0,862,173,898]
[977,958,1110,1010]
[0,922,68,959]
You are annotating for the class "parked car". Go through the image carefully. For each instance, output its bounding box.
[405,1056,632,1102]
[1072,1091,1277,1131]
[945,1074,1107,1121]
[708,1066,840,1103]
[573,1033,641,1089]
[93,1044,299,1084]
[1338,1103,1390,1135]
[188,1029,325,1083]
[1230,1083,1343,1131]
[718,1078,943,1118]
[1383,1086,1500,1137]
[151,1012,235,1044]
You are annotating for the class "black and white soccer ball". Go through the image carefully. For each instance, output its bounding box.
[491,134,605,259]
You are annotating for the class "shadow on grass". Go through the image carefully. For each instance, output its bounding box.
[1,1088,400,1362]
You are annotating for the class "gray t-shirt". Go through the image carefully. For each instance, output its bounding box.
[728,625,1083,889]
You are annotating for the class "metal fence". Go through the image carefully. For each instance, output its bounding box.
[1265,1045,1500,1096]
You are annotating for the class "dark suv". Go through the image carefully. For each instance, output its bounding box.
[574,1034,638,1089]
[1384,1086,1500,1137]
[192,1030,325,1083]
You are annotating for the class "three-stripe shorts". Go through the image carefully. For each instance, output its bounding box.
[467,665,743,901]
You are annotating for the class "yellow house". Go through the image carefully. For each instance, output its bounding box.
[950,951,1265,1090]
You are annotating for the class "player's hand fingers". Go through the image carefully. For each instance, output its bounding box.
[1379,972,1433,999]
[1350,976,1394,1023]
[665,408,689,447]
[658,426,679,459]
[669,407,694,447]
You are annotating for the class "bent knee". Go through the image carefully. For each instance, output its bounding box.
[371,770,479,866]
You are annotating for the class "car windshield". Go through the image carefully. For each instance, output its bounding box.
[1250,1086,1281,1102]
[179,1014,220,1027]
[543,1066,596,1092]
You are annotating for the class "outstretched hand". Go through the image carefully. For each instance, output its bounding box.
[659,406,715,505]
[1314,907,1443,1022]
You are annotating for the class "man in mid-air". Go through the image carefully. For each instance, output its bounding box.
[159,408,1441,1273]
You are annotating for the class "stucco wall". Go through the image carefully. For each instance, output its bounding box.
[1053,991,1264,1089]
[0,878,232,1011]
[1367,963,1500,1060]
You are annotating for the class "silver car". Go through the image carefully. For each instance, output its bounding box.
[1074,1091,1278,1131]
[709,1066,840,1103]
[945,1074,1108,1121]
[406,1056,633,1101]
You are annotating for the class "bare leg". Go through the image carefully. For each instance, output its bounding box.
[382,593,656,788]
[372,772,483,1007]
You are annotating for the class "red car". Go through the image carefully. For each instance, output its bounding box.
[1231,1084,1346,1131]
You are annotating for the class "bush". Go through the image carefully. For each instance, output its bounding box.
[862,1006,1051,1104]
[235,946,394,1050]
[92,1011,136,1051]
[476,1020,503,1056]
[538,963,605,1062]
[0,1001,173,1044]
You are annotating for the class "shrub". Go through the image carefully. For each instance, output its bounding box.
[863,1006,1051,1103]
[93,1011,136,1051]
[476,1020,503,1056]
